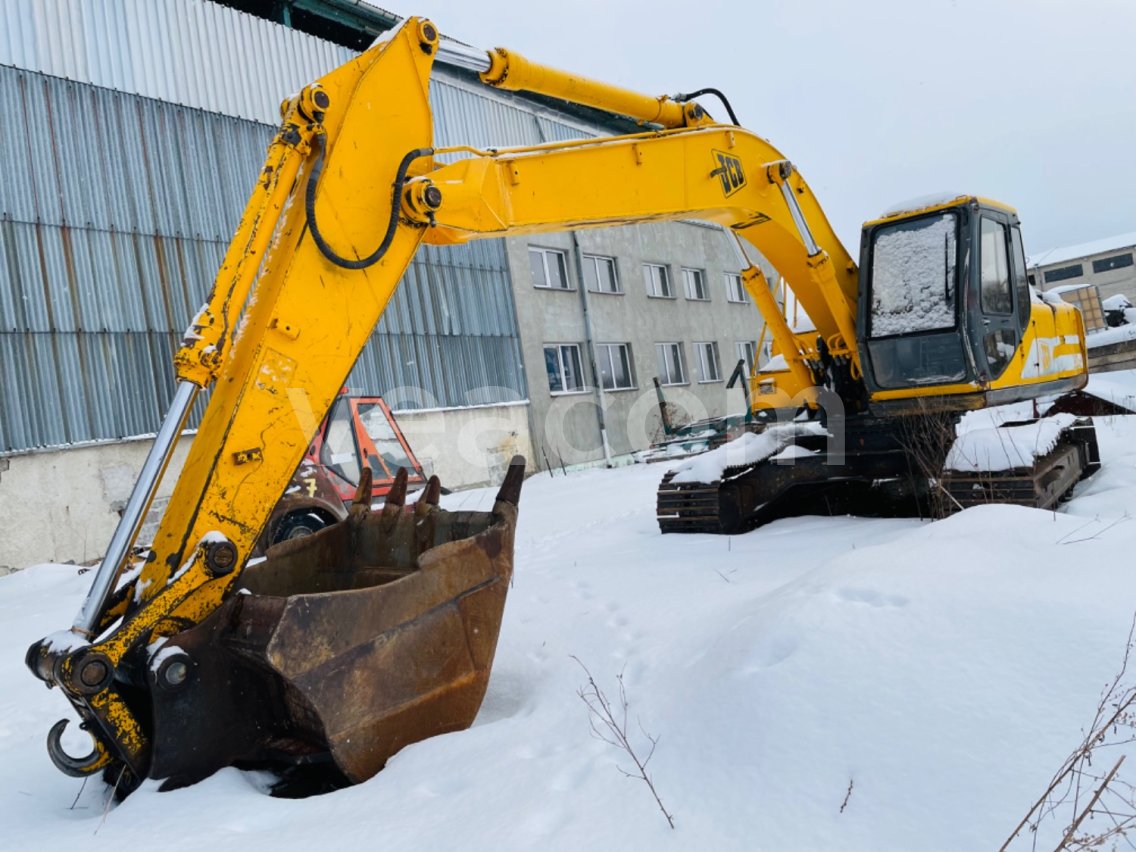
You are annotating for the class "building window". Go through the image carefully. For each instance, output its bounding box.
[583,254,620,293]
[530,247,570,289]
[597,343,635,391]
[544,343,586,393]
[683,267,709,300]
[1045,263,1083,284]
[644,263,674,298]
[735,341,757,374]
[694,341,722,382]
[655,342,687,385]
[726,272,748,303]
[1092,253,1135,274]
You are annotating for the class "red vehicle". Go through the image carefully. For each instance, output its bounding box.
[259,394,427,549]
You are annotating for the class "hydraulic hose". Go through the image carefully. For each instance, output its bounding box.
[674,87,740,126]
[305,136,434,270]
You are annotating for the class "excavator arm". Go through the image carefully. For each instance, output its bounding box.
[26,16,1093,792]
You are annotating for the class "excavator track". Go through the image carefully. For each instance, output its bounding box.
[940,416,1100,512]
[656,416,1102,534]
[656,473,722,533]
[656,427,922,535]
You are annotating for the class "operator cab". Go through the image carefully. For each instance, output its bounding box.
[856,194,1032,402]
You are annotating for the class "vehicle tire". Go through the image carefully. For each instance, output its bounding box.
[273,511,329,545]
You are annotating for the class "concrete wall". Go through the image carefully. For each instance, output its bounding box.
[509,221,765,467]
[0,402,534,573]
[1,436,194,574]
[392,403,535,490]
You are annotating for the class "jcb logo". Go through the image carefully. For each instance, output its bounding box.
[711,150,746,197]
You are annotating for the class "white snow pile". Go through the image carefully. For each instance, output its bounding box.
[670,422,829,483]
[4,407,1136,850]
[1087,322,1136,349]
[1083,369,1136,413]
[945,413,1077,472]
[1102,294,1133,313]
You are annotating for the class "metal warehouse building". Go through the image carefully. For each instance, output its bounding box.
[0,0,765,570]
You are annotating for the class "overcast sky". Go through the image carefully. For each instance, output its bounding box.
[403,0,1135,258]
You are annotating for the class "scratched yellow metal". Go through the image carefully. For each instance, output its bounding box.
[141,20,437,597]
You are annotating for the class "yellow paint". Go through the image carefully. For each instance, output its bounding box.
[479,47,692,129]
[862,194,1018,228]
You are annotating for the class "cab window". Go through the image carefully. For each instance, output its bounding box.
[320,401,361,484]
[1010,227,1031,328]
[356,402,414,476]
[869,212,958,337]
[980,218,1012,314]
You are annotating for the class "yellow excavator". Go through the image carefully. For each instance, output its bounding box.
[26,17,1099,797]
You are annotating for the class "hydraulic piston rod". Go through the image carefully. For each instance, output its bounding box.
[72,380,199,637]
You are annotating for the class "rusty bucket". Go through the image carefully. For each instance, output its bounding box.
[144,456,525,793]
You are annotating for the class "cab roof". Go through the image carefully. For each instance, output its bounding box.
[863,193,1018,228]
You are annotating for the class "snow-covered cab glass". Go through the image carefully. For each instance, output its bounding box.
[869,213,958,337]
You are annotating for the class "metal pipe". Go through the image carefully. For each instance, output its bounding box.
[73,381,199,636]
[436,41,492,74]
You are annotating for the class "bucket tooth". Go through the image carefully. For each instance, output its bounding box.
[348,467,374,520]
[381,467,409,521]
[416,475,442,508]
[494,455,526,509]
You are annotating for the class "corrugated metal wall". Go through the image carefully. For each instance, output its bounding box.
[0,0,608,453]
[0,0,354,126]
[0,64,539,452]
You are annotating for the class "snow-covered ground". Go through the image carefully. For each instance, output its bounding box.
[4,415,1136,850]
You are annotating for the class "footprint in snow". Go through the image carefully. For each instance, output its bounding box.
[743,635,800,671]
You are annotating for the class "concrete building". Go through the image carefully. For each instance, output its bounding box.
[1029,232,1136,303]
[0,0,765,571]
[511,222,766,468]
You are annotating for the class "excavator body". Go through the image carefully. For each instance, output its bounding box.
[25,15,1102,797]
[658,194,1098,533]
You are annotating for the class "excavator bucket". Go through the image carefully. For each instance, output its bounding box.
[143,457,526,793]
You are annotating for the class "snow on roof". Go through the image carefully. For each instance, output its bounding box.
[1047,283,1096,296]
[878,192,968,219]
[1027,231,1136,269]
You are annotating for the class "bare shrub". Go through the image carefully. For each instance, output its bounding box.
[572,656,675,829]
[1002,614,1136,850]
[893,402,962,519]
